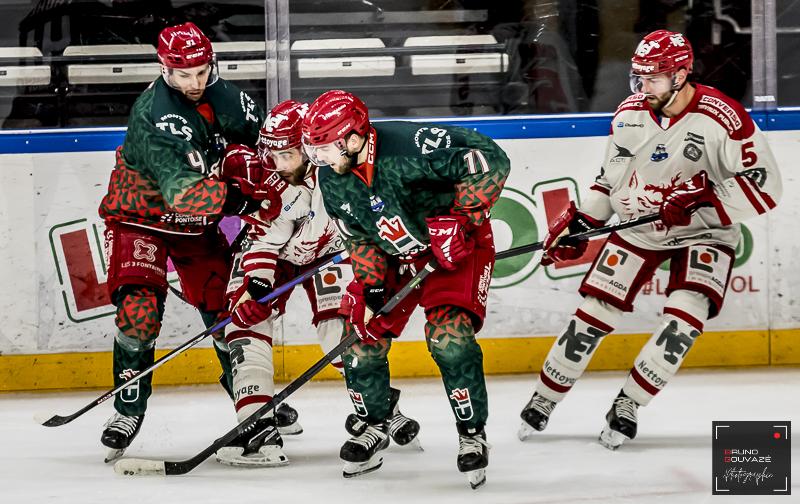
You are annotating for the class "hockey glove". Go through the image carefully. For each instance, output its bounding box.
[425,214,475,271]
[218,144,261,181]
[230,276,274,328]
[339,281,390,343]
[221,179,262,216]
[659,171,720,228]
[219,144,286,220]
[541,201,604,266]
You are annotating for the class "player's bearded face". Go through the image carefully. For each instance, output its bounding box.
[630,71,678,112]
[164,64,211,102]
[268,147,308,185]
[305,139,352,174]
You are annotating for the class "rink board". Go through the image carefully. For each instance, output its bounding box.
[1,113,798,391]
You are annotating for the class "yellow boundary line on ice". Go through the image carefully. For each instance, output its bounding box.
[1,329,798,392]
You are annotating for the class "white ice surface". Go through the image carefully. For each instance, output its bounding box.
[2,368,798,504]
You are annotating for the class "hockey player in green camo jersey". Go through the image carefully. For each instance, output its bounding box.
[302,90,510,489]
[96,22,276,463]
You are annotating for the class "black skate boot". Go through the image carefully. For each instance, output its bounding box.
[599,391,639,451]
[340,421,390,478]
[345,388,421,448]
[456,423,490,489]
[101,412,144,463]
[275,402,303,435]
[216,416,289,467]
[518,392,557,440]
[344,413,368,437]
[387,387,421,448]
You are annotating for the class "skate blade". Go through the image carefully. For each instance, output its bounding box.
[466,468,486,489]
[517,421,540,442]
[342,455,384,478]
[216,446,290,468]
[404,437,424,452]
[277,423,303,436]
[113,458,166,476]
[598,426,630,451]
[104,448,126,464]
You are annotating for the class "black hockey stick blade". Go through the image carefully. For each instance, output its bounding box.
[114,259,434,476]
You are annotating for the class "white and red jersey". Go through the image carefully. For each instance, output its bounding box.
[581,84,782,250]
[240,165,344,284]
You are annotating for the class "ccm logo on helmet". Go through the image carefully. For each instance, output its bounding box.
[336,122,354,137]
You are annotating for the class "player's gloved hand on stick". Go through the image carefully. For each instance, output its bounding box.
[339,281,391,343]
[659,171,720,228]
[230,276,274,328]
[425,214,474,271]
[541,201,604,266]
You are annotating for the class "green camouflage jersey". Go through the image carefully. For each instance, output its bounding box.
[318,121,510,284]
[99,76,264,233]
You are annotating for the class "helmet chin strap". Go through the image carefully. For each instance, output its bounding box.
[342,132,367,166]
[663,72,688,109]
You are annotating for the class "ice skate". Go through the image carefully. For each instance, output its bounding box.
[457,424,490,489]
[387,388,421,449]
[345,388,421,449]
[216,417,289,467]
[518,392,557,440]
[275,402,303,436]
[101,413,144,463]
[340,421,389,478]
[599,391,639,451]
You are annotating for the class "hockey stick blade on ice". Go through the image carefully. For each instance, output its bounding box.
[39,251,349,428]
[113,259,434,476]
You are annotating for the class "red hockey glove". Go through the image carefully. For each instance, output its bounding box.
[425,214,475,271]
[218,144,261,181]
[230,276,274,328]
[339,281,391,343]
[218,145,286,220]
[541,201,604,266]
[659,171,719,228]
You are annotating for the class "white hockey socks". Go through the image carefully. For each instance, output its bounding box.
[226,321,276,422]
[622,290,709,406]
[536,297,622,402]
[316,317,345,376]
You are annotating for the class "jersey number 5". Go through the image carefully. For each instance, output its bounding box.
[741,141,758,168]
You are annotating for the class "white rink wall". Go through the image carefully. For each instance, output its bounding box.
[0,131,797,356]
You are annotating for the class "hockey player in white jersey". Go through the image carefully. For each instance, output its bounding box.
[213,100,420,467]
[518,30,781,449]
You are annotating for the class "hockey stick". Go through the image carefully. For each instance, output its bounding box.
[113,258,434,476]
[495,212,660,260]
[39,250,350,428]
[112,212,659,475]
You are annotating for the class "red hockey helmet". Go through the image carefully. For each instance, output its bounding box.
[301,90,370,147]
[157,22,214,69]
[258,100,309,155]
[630,30,694,76]
[301,90,369,166]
